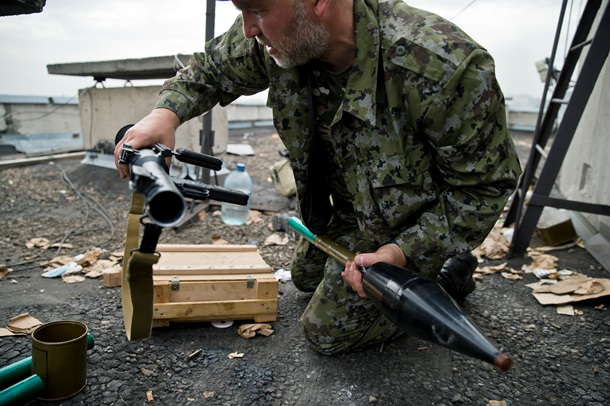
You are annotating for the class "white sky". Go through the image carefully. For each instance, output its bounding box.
[0,0,585,104]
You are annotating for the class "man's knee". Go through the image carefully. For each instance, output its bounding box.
[299,300,403,356]
[300,318,351,356]
[290,238,327,292]
[300,317,400,356]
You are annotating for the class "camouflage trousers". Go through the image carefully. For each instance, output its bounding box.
[290,224,402,355]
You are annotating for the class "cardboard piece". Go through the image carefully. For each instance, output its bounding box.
[0,313,44,336]
[103,267,122,288]
[536,208,577,246]
[527,273,610,305]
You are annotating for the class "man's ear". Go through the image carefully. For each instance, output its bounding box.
[311,0,332,19]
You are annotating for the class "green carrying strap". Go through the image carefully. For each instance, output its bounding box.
[121,193,159,341]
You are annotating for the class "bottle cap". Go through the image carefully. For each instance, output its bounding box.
[236,163,246,171]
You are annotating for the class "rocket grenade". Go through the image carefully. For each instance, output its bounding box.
[287,217,512,371]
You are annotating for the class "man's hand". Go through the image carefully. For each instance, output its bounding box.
[114,108,181,179]
[342,243,407,298]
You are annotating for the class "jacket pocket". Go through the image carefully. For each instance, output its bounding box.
[366,149,436,229]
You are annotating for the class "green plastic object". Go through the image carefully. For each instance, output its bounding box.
[0,333,94,391]
[287,217,316,243]
[0,374,44,406]
[287,217,356,265]
[0,358,30,392]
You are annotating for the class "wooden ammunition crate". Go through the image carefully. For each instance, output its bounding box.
[151,244,278,327]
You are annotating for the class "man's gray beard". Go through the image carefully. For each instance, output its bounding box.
[271,3,330,69]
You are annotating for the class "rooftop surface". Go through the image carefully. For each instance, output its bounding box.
[0,129,608,406]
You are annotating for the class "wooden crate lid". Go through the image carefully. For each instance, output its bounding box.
[153,244,273,275]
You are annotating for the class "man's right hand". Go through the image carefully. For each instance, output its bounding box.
[114,108,181,179]
[342,243,407,298]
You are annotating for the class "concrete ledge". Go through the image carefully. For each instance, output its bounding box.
[0,151,84,169]
[47,54,193,81]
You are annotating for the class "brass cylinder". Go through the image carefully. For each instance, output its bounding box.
[31,320,89,401]
[314,236,356,266]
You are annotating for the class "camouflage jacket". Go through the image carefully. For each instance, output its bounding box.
[156,0,522,278]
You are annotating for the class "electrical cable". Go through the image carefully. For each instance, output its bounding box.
[0,94,78,122]
[57,163,116,247]
[2,163,116,271]
[450,0,479,21]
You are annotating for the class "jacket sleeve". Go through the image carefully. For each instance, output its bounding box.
[394,49,522,278]
[154,16,270,124]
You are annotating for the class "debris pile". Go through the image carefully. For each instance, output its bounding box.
[473,222,610,315]
[28,240,123,284]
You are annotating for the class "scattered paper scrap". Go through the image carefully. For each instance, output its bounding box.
[62,274,86,284]
[477,262,508,275]
[473,224,510,260]
[0,328,17,336]
[9,313,43,333]
[487,401,507,406]
[41,249,119,283]
[228,352,245,359]
[525,249,558,272]
[0,313,44,336]
[109,251,123,262]
[264,233,289,246]
[557,305,575,316]
[84,259,118,279]
[211,235,230,245]
[501,272,522,281]
[47,255,75,267]
[77,247,105,267]
[547,274,593,295]
[26,237,50,249]
[574,280,605,295]
[238,323,274,339]
[0,266,12,280]
[527,274,610,305]
[203,391,215,399]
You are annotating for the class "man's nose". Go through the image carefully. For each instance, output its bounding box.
[242,12,261,39]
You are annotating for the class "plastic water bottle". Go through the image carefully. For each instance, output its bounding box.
[221,163,252,225]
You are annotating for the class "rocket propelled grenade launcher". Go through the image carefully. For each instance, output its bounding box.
[114,125,251,341]
[115,124,249,230]
[287,217,512,372]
